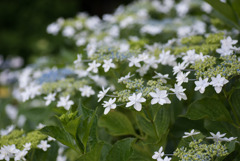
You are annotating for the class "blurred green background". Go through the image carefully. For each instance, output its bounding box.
[0,0,132,64]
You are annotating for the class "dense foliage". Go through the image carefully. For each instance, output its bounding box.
[1,0,240,161]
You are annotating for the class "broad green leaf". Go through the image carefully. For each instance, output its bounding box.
[98,111,136,136]
[40,126,78,152]
[136,113,155,139]
[106,138,135,161]
[129,141,157,161]
[65,116,81,137]
[184,97,233,122]
[77,107,98,153]
[136,107,170,143]
[153,107,170,138]
[230,88,240,119]
[77,142,105,161]
[205,0,240,29]
[77,142,111,161]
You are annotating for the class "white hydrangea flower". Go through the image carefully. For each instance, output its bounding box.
[136,65,150,76]
[128,56,141,67]
[118,72,133,83]
[102,98,117,114]
[206,131,226,142]
[14,150,28,161]
[183,129,200,138]
[57,95,74,110]
[0,125,15,136]
[158,50,176,66]
[37,140,51,151]
[221,137,237,142]
[149,89,171,105]
[152,147,164,160]
[210,74,228,93]
[0,144,19,161]
[126,93,146,111]
[87,60,101,73]
[47,23,60,35]
[23,143,31,151]
[173,62,188,75]
[102,59,116,72]
[170,84,187,101]
[144,56,158,69]
[140,25,162,35]
[152,72,169,83]
[5,104,18,121]
[62,26,75,37]
[43,93,56,106]
[97,86,110,102]
[194,77,209,94]
[176,71,190,85]
[79,85,95,97]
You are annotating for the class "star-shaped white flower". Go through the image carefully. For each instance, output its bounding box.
[128,56,141,67]
[79,85,95,97]
[173,62,188,75]
[126,93,146,111]
[102,59,116,72]
[162,156,172,161]
[144,56,158,69]
[37,140,51,151]
[87,60,101,73]
[221,137,237,142]
[158,50,176,66]
[14,150,28,161]
[102,98,117,114]
[118,72,134,83]
[0,145,19,161]
[194,77,209,94]
[23,143,31,151]
[221,36,238,49]
[149,89,171,105]
[210,74,228,93]
[176,71,190,85]
[183,129,200,138]
[43,93,56,106]
[170,84,187,101]
[136,64,150,76]
[152,72,169,83]
[152,147,164,160]
[57,95,74,110]
[97,86,110,102]
[206,131,226,142]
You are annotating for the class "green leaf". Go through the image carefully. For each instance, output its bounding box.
[106,138,135,161]
[65,116,81,137]
[77,107,98,153]
[184,97,233,122]
[98,111,136,136]
[230,88,240,118]
[40,126,78,152]
[205,0,240,29]
[77,142,106,161]
[153,107,170,138]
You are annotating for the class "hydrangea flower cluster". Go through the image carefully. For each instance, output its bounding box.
[1,0,240,160]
